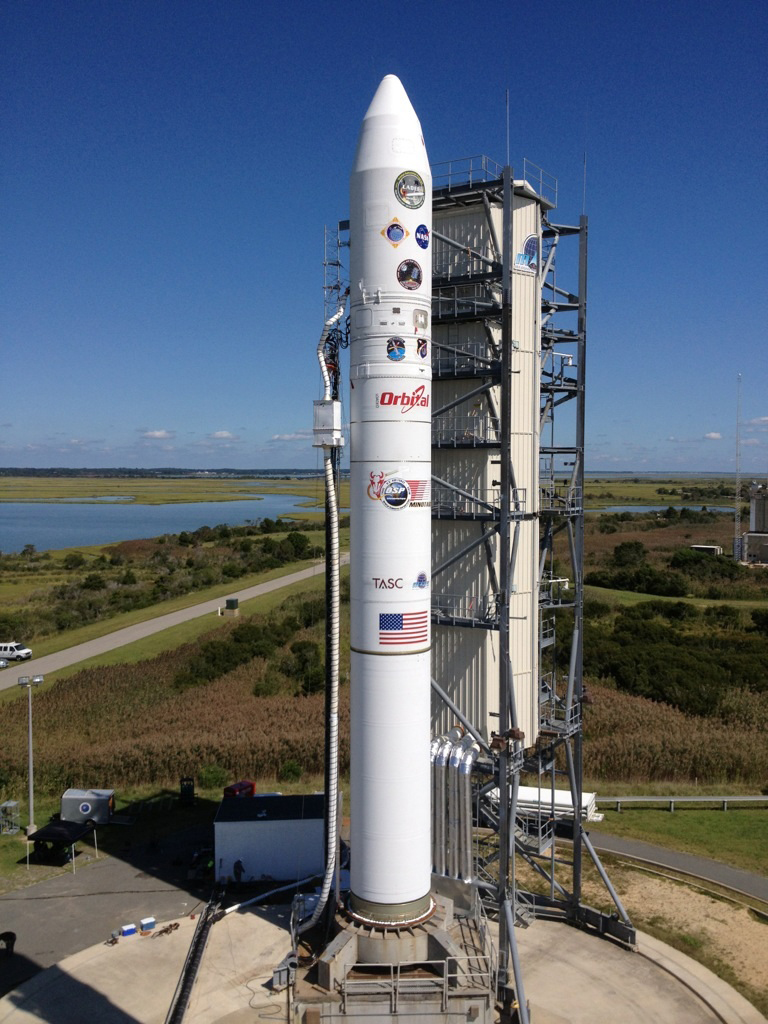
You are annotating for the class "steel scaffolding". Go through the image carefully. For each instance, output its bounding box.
[429,160,635,1023]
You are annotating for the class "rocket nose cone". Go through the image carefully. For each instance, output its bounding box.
[363,74,415,121]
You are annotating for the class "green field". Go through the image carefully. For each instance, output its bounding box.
[0,473,351,510]
[582,474,736,508]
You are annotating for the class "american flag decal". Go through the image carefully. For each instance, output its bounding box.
[379,610,429,645]
[405,480,430,501]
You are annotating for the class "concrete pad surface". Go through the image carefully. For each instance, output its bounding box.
[0,910,764,1024]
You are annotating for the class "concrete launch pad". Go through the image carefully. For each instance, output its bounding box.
[0,907,764,1024]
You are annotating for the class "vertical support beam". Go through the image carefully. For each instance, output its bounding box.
[497,165,517,1005]
[570,214,588,910]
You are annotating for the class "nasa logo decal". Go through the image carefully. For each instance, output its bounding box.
[397,259,422,290]
[394,171,425,209]
[382,219,409,247]
[415,224,429,249]
[417,338,428,359]
[386,337,406,361]
[413,571,429,590]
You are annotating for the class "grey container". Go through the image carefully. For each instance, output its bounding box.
[60,788,115,825]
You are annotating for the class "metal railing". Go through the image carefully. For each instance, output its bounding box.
[433,414,500,447]
[514,814,554,856]
[432,155,504,189]
[433,283,501,320]
[522,158,558,207]
[432,484,506,519]
[431,156,558,209]
[539,698,581,735]
[339,953,494,1013]
[539,572,571,606]
[539,616,556,646]
[433,593,499,625]
[540,484,582,515]
[434,339,499,376]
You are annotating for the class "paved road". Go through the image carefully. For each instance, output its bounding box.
[588,829,768,904]
[0,556,349,693]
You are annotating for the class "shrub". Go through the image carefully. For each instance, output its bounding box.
[198,764,229,788]
[278,760,303,782]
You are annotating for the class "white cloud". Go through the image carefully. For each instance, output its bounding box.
[209,430,238,440]
[270,430,313,442]
[743,437,760,446]
[704,432,722,440]
[747,416,768,426]
[141,429,175,440]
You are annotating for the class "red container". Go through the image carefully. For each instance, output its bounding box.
[223,780,256,799]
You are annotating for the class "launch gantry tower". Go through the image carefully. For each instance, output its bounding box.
[427,157,635,1019]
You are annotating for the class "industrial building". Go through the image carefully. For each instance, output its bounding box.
[741,483,768,564]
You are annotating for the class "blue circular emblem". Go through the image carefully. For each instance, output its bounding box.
[386,337,406,361]
[414,571,428,589]
[415,225,429,249]
[386,222,406,243]
[381,479,410,510]
[417,338,428,359]
[80,802,92,815]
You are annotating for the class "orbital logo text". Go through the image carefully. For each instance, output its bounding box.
[376,385,430,413]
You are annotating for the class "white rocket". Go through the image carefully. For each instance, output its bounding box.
[348,75,433,925]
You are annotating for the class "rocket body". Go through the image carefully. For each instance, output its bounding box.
[348,75,433,924]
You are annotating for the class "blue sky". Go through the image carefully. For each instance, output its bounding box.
[2,0,766,473]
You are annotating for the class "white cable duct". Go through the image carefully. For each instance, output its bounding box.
[429,737,442,871]
[296,304,345,936]
[448,735,475,878]
[459,742,480,880]
[432,729,462,876]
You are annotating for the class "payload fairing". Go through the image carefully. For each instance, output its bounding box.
[348,75,433,925]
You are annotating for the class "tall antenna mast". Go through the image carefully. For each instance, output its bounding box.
[505,88,510,165]
[734,371,742,560]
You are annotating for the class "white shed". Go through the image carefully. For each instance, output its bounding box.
[214,793,325,884]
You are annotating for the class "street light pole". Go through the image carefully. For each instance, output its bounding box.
[17,675,43,835]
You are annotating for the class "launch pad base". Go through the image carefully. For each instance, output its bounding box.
[293,892,496,1024]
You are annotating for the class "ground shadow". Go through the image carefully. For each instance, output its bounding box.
[0,788,221,1001]
[1,961,142,1023]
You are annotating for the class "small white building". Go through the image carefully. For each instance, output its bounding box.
[214,793,325,884]
[689,544,723,556]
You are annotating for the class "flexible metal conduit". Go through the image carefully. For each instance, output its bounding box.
[459,742,480,880]
[448,735,473,877]
[432,729,462,876]
[297,303,346,934]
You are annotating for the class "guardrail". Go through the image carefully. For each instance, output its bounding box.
[599,795,768,813]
